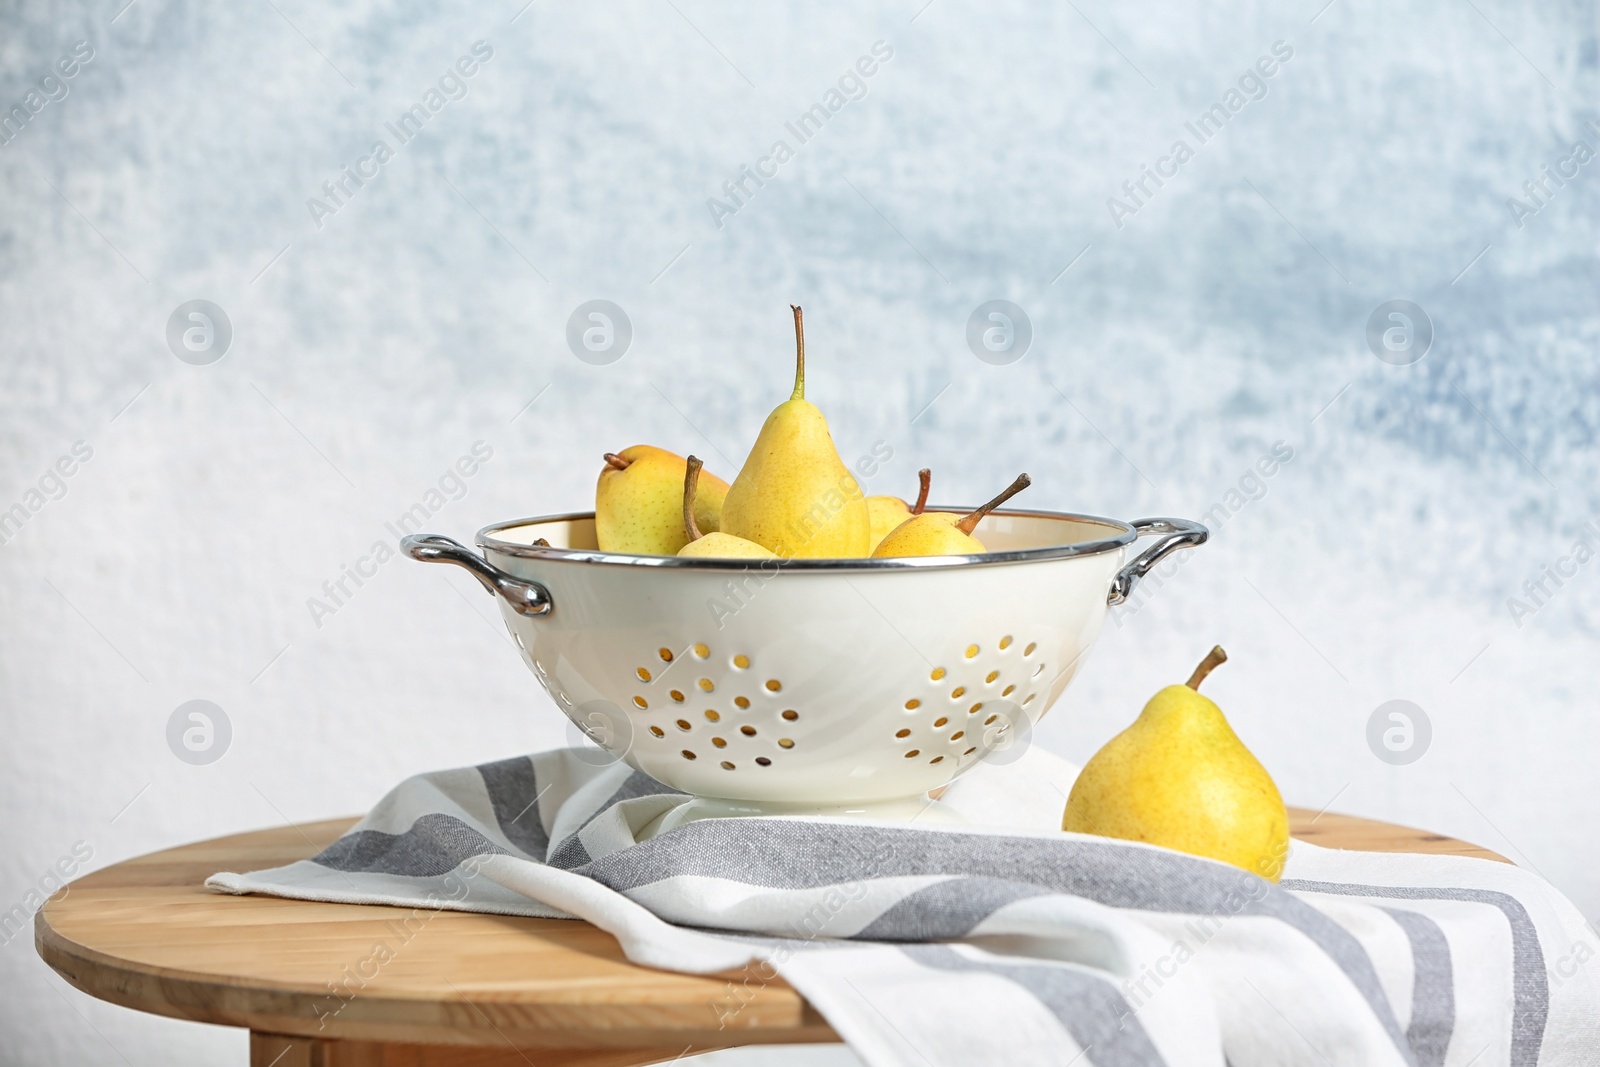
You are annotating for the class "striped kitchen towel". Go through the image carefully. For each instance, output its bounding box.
[208,747,1600,1066]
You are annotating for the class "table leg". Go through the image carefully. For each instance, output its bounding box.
[250,1031,711,1067]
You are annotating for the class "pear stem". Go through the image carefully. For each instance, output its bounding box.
[682,456,705,542]
[912,468,932,515]
[955,473,1031,535]
[603,453,630,471]
[1185,646,1228,690]
[789,304,805,402]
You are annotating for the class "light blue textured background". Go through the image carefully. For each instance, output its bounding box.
[2,1,1597,1063]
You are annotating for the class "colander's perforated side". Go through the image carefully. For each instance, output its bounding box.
[892,634,1047,765]
[621,632,1049,777]
[630,641,796,772]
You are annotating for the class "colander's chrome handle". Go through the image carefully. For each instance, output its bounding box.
[1107,517,1209,605]
[401,534,553,618]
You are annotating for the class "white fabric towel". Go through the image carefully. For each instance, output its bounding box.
[208,746,1600,1066]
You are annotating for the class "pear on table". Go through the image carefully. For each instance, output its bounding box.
[595,445,729,555]
[677,457,778,560]
[719,306,870,559]
[865,468,931,554]
[871,473,1030,558]
[1062,647,1290,882]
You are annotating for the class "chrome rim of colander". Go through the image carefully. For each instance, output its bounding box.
[474,508,1145,572]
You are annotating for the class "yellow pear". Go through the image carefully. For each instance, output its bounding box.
[720,306,870,559]
[865,468,931,553]
[595,445,729,555]
[677,457,778,560]
[1062,647,1290,882]
[871,474,1030,558]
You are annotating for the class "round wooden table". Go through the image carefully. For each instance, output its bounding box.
[36,809,1504,1067]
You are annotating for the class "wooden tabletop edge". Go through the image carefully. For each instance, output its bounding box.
[36,905,835,1047]
[1286,806,1509,864]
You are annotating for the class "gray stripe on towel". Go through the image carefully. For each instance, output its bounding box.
[856,877,1054,940]
[578,818,1413,1063]
[904,944,1168,1067]
[311,812,507,876]
[1380,907,1455,1067]
[477,756,550,859]
[1284,880,1545,1067]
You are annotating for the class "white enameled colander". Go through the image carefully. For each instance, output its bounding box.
[402,510,1205,821]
